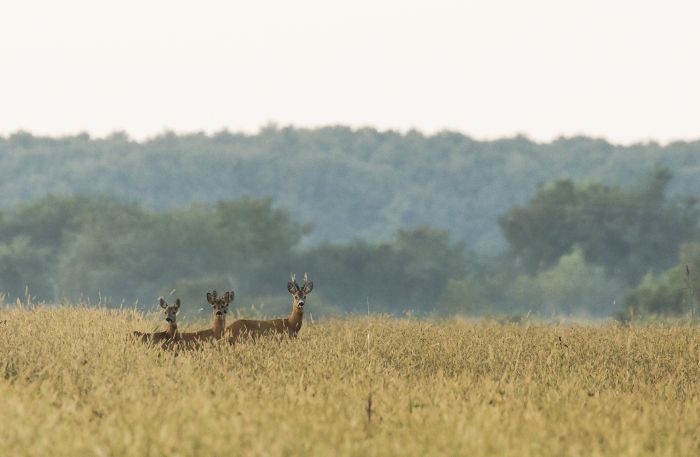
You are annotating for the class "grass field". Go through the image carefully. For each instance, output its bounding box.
[1,305,700,456]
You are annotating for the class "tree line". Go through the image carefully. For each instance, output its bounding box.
[0,195,465,316]
[1,128,699,252]
[1,166,698,319]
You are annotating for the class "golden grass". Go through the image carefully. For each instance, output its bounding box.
[1,305,700,456]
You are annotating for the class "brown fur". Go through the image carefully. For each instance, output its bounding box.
[227,273,312,343]
[226,307,303,342]
[132,324,177,344]
[133,298,180,346]
[175,290,233,348]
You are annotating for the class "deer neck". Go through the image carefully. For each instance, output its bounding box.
[166,322,178,337]
[212,315,226,338]
[287,305,304,329]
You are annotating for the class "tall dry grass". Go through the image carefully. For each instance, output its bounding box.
[1,305,699,456]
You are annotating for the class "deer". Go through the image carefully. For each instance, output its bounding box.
[226,273,313,343]
[133,297,181,345]
[176,290,234,347]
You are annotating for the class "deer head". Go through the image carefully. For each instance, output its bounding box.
[159,297,181,325]
[206,290,234,318]
[288,273,313,310]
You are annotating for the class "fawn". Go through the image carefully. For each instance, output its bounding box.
[226,273,313,343]
[133,297,180,344]
[177,290,233,346]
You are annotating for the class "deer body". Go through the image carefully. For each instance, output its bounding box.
[227,273,312,343]
[176,291,233,347]
[135,322,177,344]
[178,314,226,343]
[227,308,303,341]
[133,298,180,345]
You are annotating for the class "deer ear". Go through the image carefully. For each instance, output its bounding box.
[175,298,181,310]
[206,292,215,304]
[288,281,298,294]
[227,291,235,303]
[302,281,314,294]
[159,297,167,309]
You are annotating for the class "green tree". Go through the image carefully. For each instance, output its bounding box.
[393,227,466,308]
[0,236,51,300]
[3,129,700,250]
[523,248,624,316]
[212,198,309,296]
[53,197,307,306]
[622,242,700,318]
[499,168,699,283]
[302,227,466,312]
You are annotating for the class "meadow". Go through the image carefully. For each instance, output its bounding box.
[1,305,700,456]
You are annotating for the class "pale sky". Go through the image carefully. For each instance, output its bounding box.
[1,0,699,144]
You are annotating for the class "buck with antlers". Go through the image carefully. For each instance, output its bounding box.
[227,273,313,343]
[133,297,181,345]
[177,290,233,346]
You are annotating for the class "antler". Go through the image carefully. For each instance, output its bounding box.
[288,273,301,294]
[301,272,313,294]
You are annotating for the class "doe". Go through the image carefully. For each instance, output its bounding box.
[178,290,233,346]
[133,297,180,345]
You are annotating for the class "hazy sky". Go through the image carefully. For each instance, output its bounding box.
[1,0,698,144]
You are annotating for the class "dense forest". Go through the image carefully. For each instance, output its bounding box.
[1,128,699,319]
[1,127,699,251]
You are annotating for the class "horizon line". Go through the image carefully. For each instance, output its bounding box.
[2,123,699,148]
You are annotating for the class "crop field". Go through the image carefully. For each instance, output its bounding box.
[1,306,700,456]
